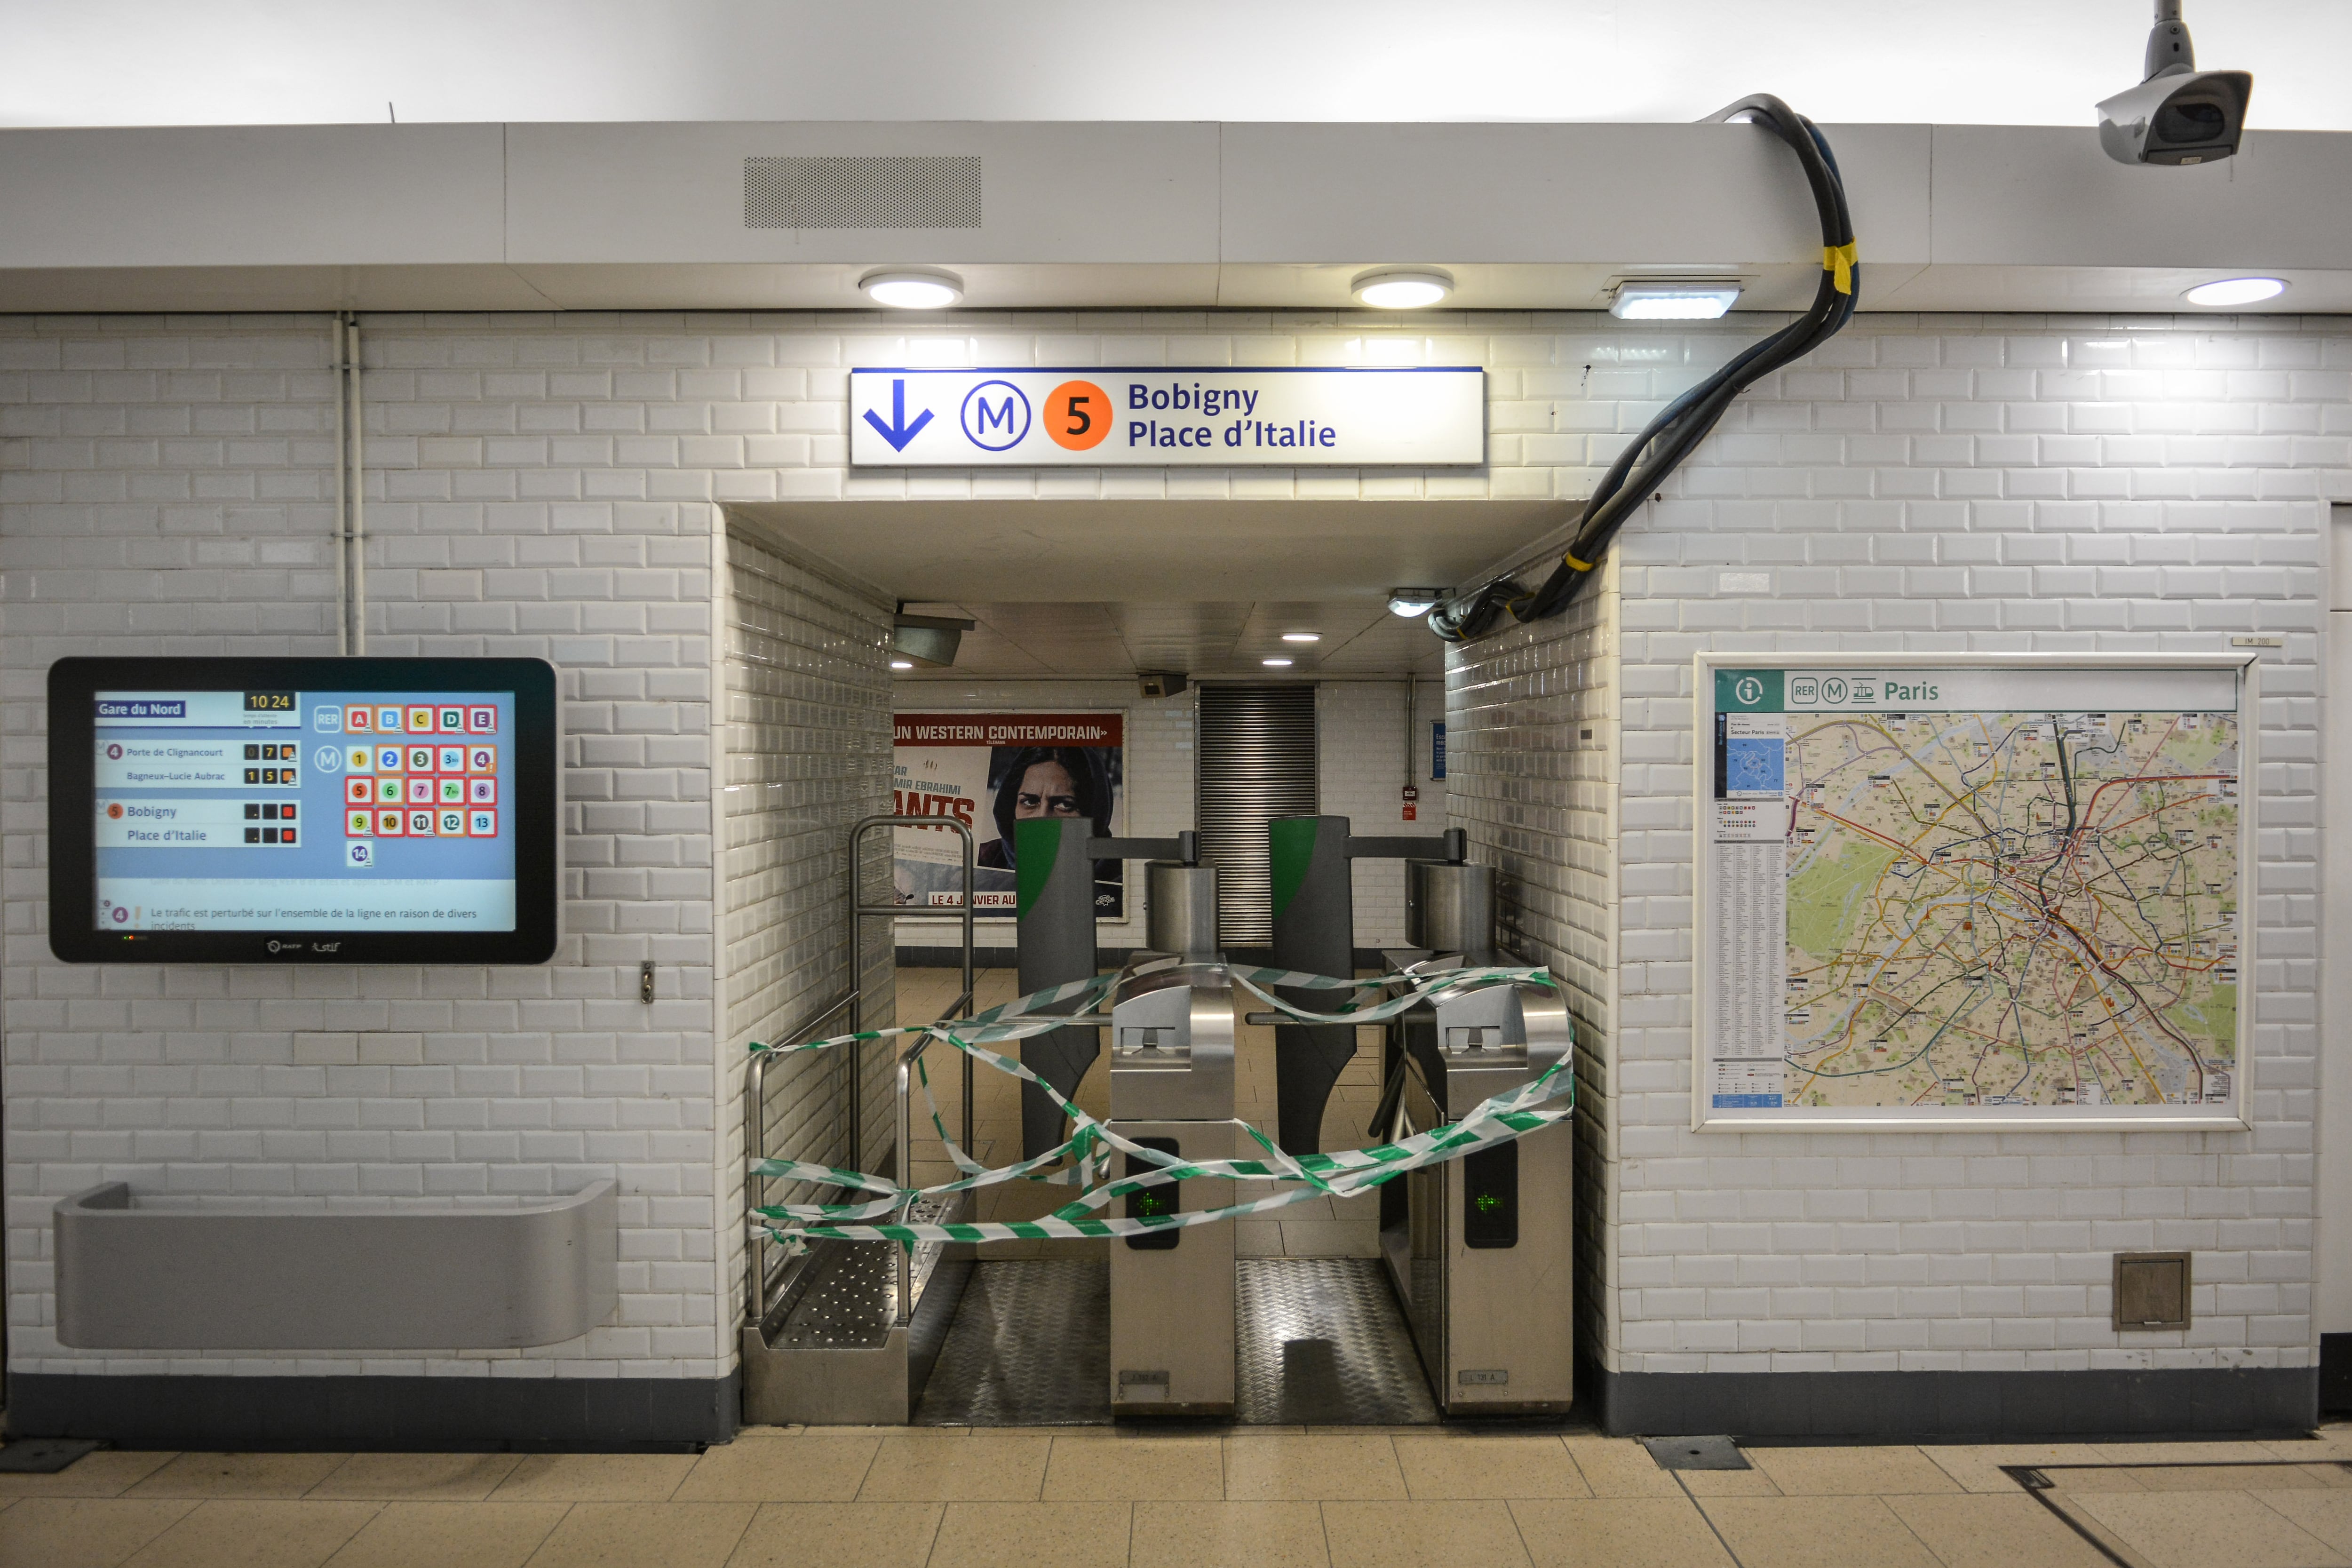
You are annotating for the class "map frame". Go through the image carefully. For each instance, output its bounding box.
[1692,653,2257,1133]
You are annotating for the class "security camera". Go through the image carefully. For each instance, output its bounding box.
[2097,0,2252,166]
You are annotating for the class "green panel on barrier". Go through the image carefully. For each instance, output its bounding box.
[1014,816,1061,917]
[1268,817,1320,922]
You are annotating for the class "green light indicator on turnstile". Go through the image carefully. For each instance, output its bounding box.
[1474,1193,1501,1213]
[1138,1193,1170,1217]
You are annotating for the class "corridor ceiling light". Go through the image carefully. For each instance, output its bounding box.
[1351,269,1453,309]
[890,660,914,670]
[2183,276,2285,307]
[860,269,963,309]
[1280,632,1320,643]
[1610,282,1743,320]
[1387,589,1443,618]
[1262,657,1295,668]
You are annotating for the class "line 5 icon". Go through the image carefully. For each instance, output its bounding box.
[960,381,1031,451]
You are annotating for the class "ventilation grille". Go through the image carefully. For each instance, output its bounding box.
[744,155,982,229]
[1197,685,1318,947]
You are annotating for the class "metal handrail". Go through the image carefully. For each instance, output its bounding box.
[743,813,977,1329]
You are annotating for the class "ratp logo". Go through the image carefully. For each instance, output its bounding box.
[959,381,1031,451]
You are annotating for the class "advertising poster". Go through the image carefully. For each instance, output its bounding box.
[893,713,1125,918]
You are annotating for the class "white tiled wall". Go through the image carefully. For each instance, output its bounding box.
[4,307,2342,1396]
[718,523,894,1314]
[1446,316,2347,1379]
[1317,678,1448,948]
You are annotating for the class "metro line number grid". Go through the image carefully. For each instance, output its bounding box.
[1692,653,2256,1132]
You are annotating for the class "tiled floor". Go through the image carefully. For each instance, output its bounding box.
[894,967,1385,1263]
[10,1428,2352,1567]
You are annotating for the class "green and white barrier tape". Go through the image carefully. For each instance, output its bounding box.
[746,961,1572,1246]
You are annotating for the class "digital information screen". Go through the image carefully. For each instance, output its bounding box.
[50,658,558,964]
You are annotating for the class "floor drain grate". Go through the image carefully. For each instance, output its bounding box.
[1641,1434,1749,1470]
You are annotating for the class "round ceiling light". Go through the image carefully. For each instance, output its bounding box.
[861,269,964,309]
[2183,277,2285,308]
[1351,269,1453,309]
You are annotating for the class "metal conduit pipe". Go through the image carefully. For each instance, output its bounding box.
[331,312,348,655]
[347,317,367,654]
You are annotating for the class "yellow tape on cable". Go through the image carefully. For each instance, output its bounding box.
[1823,240,1858,295]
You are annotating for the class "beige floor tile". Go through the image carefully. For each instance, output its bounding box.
[1558,1438,1683,1499]
[126,1452,354,1500]
[1509,1497,1736,1568]
[2072,1489,2345,1568]
[924,1500,1130,1568]
[1673,1465,1780,1497]
[309,1452,524,1501]
[1918,1444,2114,1494]
[856,1432,1051,1502]
[322,1500,568,1568]
[519,1502,757,1568]
[1883,1492,2113,1568]
[1223,1436,1408,1501]
[672,1436,881,1502]
[1394,1436,1591,1500]
[1041,1436,1221,1500]
[2094,1441,2295,1465]
[2123,1464,2335,1491]
[0,1449,175,1499]
[1697,1495,1942,1568]
[1742,1445,1961,1496]
[489,1452,698,1503]
[0,1496,198,1568]
[1321,1500,1533,1568]
[1128,1501,1330,1568]
[121,1499,382,1568]
[2257,1491,2352,1556]
[722,1502,943,1568]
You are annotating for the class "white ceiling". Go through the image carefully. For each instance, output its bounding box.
[899,599,1447,680]
[7,2,2347,132]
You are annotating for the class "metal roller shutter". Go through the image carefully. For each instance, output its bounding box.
[1196,684,1318,946]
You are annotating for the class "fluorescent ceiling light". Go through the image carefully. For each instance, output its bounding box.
[890,660,914,670]
[1280,632,1320,643]
[1611,281,1742,320]
[1261,657,1294,668]
[2182,276,2285,307]
[1387,589,1442,617]
[861,269,963,309]
[1352,268,1453,309]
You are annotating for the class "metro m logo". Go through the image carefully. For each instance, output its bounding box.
[959,380,1031,451]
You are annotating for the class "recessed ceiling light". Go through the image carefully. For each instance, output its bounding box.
[860,269,964,309]
[2183,276,2285,307]
[1351,268,1453,309]
[889,660,914,670]
[1280,632,1320,643]
[1611,282,1742,320]
[1262,657,1294,668]
[1387,589,1442,617]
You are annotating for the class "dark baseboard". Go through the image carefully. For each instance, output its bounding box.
[1591,1364,2316,1441]
[3,1372,739,1452]
[2322,1334,2352,1416]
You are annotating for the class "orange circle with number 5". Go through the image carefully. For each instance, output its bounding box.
[1045,380,1113,451]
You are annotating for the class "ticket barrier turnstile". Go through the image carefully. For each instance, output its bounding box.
[1106,861,1236,1417]
[1380,969,1576,1416]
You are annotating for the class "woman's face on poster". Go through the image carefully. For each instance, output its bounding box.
[1013,760,1083,819]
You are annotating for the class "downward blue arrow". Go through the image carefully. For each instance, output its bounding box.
[862,378,934,453]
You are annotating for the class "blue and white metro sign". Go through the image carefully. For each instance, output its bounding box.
[847,367,1484,467]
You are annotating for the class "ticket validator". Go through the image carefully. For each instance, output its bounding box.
[1107,861,1238,1417]
[1381,860,1577,1416]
